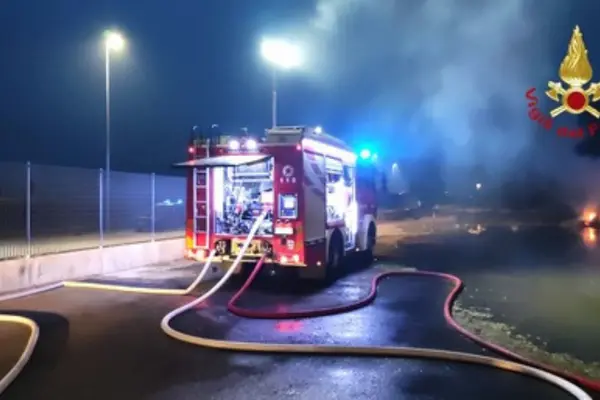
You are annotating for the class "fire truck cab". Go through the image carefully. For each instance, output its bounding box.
[175,125,378,280]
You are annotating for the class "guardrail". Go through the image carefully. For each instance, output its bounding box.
[0,162,186,260]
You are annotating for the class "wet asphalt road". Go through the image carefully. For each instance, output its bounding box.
[0,261,588,400]
[382,223,600,364]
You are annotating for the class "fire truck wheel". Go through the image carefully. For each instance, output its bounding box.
[327,231,344,273]
[365,223,377,262]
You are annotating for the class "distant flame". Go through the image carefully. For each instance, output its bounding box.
[467,224,486,235]
[582,208,597,224]
[582,227,597,248]
[559,25,593,87]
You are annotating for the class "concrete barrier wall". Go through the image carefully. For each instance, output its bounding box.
[0,239,184,294]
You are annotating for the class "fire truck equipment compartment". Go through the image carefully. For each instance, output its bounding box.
[212,156,274,237]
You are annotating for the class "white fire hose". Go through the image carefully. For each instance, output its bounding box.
[0,210,592,399]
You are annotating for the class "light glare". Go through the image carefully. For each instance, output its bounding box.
[229,140,240,150]
[105,31,125,51]
[246,139,258,150]
[260,38,303,69]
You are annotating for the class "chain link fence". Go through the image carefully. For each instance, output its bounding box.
[0,162,185,260]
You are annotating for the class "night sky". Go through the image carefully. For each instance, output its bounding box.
[0,1,322,174]
[2,0,600,183]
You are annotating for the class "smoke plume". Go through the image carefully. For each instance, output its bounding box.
[301,0,567,197]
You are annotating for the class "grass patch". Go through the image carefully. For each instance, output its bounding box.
[452,301,600,380]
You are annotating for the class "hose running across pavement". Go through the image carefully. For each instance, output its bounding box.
[0,211,595,399]
[0,315,39,395]
[225,256,600,393]
[62,250,218,295]
[160,255,593,400]
[0,213,267,397]
[0,250,217,396]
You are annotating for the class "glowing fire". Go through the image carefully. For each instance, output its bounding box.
[582,209,597,224]
[582,227,597,248]
[467,224,486,235]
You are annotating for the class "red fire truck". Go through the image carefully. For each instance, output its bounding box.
[175,126,378,279]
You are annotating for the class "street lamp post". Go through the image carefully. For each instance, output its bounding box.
[271,69,277,128]
[260,38,303,128]
[103,31,125,232]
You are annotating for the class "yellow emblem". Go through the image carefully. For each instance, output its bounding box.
[546,25,600,118]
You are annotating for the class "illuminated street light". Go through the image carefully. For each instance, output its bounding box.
[105,31,125,51]
[103,30,126,232]
[260,38,303,128]
[260,38,302,69]
[476,183,482,190]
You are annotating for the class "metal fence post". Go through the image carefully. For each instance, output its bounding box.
[99,168,104,248]
[25,161,31,258]
[151,173,156,241]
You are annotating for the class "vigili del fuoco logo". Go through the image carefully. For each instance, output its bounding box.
[526,25,600,138]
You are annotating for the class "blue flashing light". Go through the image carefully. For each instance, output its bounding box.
[359,149,371,159]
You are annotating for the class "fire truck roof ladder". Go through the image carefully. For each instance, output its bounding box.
[193,140,211,249]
